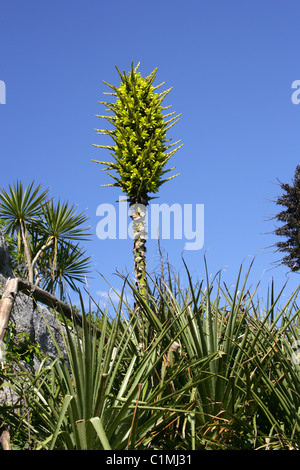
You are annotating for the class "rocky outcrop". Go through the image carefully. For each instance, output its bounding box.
[0,231,14,282]
[0,230,68,362]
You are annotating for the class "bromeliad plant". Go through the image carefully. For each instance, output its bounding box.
[93,63,182,298]
[2,261,300,450]
[0,290,219,450]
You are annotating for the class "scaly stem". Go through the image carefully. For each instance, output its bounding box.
[130,202,148,301]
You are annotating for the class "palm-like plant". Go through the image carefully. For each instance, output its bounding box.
[38,242,91,300]
[93,63,182,298]
[0,181,91,299]
[0,181,49,283]
[40,199,91,288]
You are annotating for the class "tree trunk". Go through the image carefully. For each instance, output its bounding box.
[20,222,33,284]
[0,427,12,450]
[0,278,18,342]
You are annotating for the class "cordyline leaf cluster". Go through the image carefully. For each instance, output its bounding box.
[92,62,182,205]
[0,181,91,299]
[273,165,300,271]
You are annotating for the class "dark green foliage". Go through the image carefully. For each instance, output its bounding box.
[4,320,44,367]
[272,165,300,271]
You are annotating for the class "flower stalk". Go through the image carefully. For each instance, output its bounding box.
[93,63,182,298]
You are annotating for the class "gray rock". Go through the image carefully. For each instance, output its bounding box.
[0,230,68,363]
[0,231,14,283]
[11,295,67,360]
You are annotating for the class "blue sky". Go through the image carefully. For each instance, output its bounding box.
[1,0,300,310]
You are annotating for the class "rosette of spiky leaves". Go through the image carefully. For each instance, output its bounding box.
[38,241,92,300]
[92,62,182,205]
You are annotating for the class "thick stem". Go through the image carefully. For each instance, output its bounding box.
[20,221,33,284]
[0,427,12,450]
[130,202,148,301]
[31,237,54,284]
[0,278,18,342]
